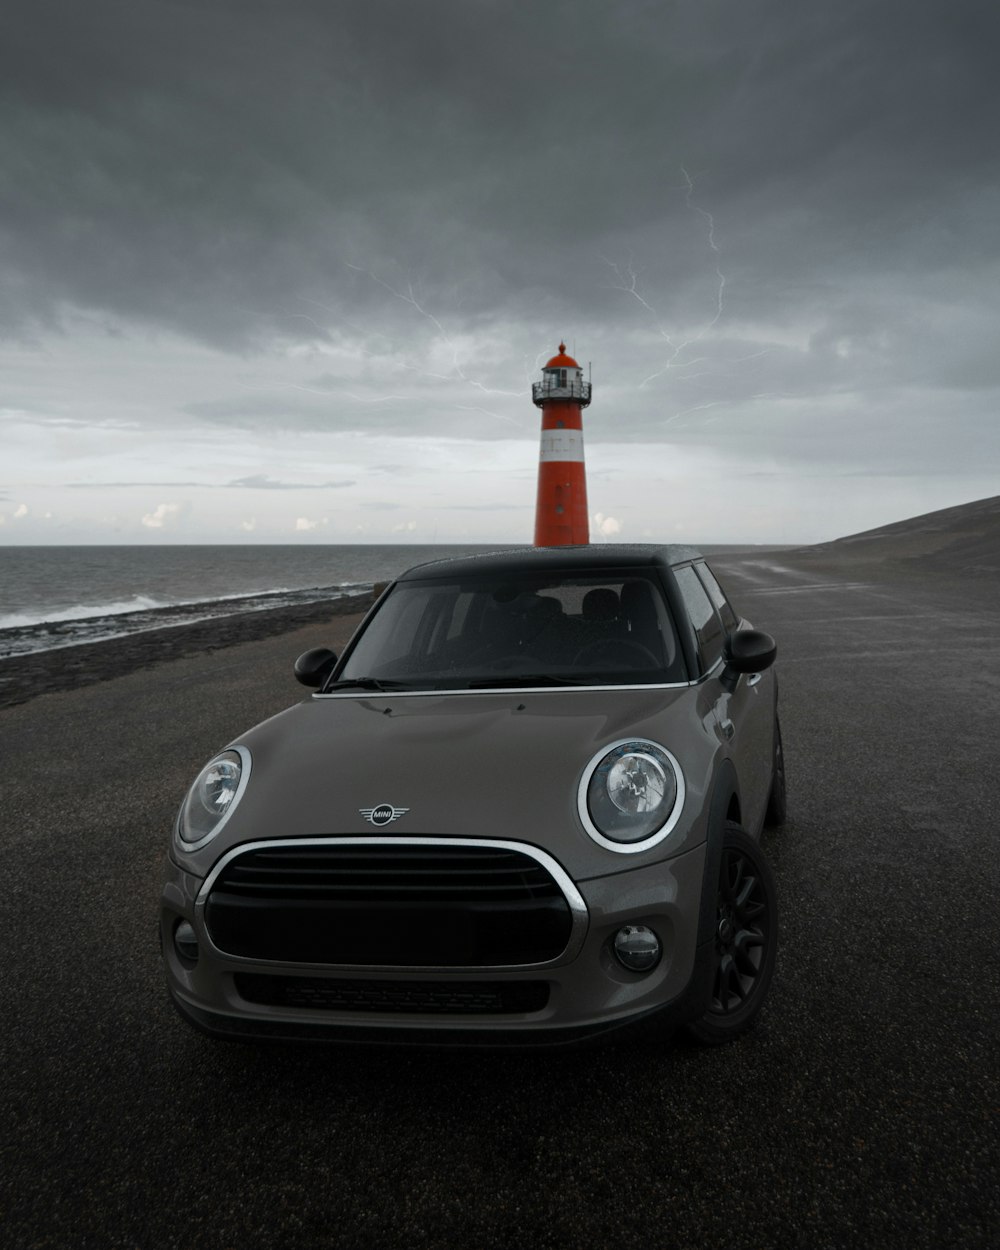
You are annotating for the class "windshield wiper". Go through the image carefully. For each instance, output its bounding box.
[467,673,587,689]
[324,677,411,692]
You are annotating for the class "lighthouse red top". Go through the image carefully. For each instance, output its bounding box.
[545,342,579,369]
[532,342,591,410]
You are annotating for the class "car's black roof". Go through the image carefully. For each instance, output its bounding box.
[397,543,704,582]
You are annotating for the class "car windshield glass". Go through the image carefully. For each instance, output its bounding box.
[337,568,687,690]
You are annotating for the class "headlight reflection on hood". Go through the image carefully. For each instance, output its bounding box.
[176,746,251,850]
[578,739,684,854]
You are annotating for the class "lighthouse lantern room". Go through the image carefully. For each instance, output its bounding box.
[532,343,592,546]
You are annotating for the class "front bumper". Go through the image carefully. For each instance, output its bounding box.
[160,837,710,1047]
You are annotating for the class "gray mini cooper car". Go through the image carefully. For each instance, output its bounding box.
[162,545,785,1046]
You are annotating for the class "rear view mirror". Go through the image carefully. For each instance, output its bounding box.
[294,647,338,688]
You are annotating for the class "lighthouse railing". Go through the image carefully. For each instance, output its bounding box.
[532,380,592,405]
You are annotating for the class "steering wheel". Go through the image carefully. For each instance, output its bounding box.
[573,639,659,669]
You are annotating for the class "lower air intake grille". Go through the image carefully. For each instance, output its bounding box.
[205,842,574,967]
[235,973,549,1015]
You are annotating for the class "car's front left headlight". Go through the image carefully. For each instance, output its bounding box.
[578,738,684,853]
[176,746,251,849]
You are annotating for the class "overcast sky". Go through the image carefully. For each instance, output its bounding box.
[2,0,998,546]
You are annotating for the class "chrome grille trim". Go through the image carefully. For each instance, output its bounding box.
[194,837,589,972]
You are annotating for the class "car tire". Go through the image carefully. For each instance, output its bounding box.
[685,823,778,1045]
[764,715,787,827]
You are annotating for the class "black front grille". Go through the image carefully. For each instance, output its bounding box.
[235,973,549,1015]
[205,842,574,967]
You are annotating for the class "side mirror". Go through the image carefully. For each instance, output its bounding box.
[294,647,338,688]
[720,629,776,693]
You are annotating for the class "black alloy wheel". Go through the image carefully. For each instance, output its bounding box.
[686,823,778,1045]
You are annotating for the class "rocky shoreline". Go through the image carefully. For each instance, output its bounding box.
[0,591,372,709]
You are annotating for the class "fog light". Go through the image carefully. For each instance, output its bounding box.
[613,925,661,972]
[174,920,199,964]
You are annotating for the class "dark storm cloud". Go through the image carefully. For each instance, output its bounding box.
[4,0,999,348]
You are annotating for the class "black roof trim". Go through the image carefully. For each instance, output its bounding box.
[397,543,704,581]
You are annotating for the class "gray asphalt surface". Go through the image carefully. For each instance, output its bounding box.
[1,556,997,1250]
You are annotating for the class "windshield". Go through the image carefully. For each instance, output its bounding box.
[334,568,687,690]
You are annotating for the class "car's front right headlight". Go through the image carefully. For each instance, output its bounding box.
[176,746,251,849]
[578,738,684,853]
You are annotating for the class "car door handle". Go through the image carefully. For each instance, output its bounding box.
[747,672,762,688]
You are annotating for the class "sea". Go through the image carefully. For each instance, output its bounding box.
[0,542,760,661]
[0,545,499,660]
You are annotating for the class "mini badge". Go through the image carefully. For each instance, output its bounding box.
[360,804,409,827]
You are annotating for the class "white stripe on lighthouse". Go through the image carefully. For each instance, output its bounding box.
[539,430,585,462]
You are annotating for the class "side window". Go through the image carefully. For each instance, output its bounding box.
[696,563,739,633]
[673,565,725,672]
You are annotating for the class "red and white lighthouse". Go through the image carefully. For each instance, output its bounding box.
[532,343,592,546]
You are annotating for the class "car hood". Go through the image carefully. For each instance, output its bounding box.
[178,686,721,880]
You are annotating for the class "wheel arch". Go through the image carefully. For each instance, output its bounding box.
[697,758,741,949]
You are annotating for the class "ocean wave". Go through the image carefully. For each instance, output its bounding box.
[0,595,170,630]
[0,583,372,660]
[0,583,333,630]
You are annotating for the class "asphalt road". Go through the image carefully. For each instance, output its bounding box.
[1,556,997,1250]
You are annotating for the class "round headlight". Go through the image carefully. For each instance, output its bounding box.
[579,739,683,852]
[177,747,250,848]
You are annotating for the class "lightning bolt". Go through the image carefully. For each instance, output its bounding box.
[667,391,793,429]
[243,286,528,422]
[523,350,547,394]
[681,165,725,334]
[295,300,393,347]
[345,263,522,404]
[601,254,661,321]
[604,169,778,439]
[604,168,733,391]
[284,311,332,339]
[665,400,728,427]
